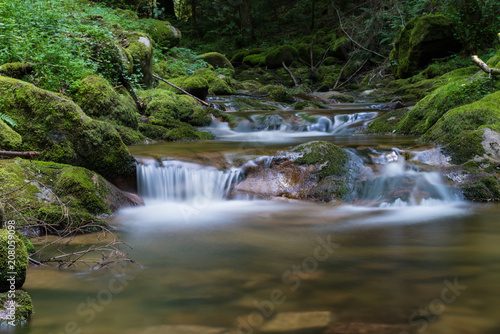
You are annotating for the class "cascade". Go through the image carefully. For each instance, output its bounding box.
[137,160,242,203]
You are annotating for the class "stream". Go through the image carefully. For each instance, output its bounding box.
[19,97,500,334]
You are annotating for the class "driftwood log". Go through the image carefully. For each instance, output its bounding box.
[152,74,210,106]
[471,55,500,78]
[0,150,40,159]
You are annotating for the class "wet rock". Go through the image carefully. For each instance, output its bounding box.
[260,311,335,333]
[131,325,229,334]
[380,97,406,111]
[324,323,414,334]
[0,290,33,326]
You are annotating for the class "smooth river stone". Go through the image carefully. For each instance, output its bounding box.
[132,325,229,334]
[260,311,335,333]
[324,323,414,334]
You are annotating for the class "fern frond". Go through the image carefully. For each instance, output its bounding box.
[0,113,17,127]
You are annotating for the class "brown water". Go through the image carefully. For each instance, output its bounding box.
[16,102,500,334]
[20,201,500,334]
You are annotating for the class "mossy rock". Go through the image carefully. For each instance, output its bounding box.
[201,52,234,72]
[291,141,360,202]
[117,31,154,87]
[258,85,294,103]
[112,124,146,145]
[242,53,267,67]
[114,9,139,20]
[389,14,462,79]
[422,91,500,163]
[265,45,299,68]
[0,63,32,79]
[142,19,181,49]
[0,290,33,326]
[138,123,169,140]
[316,66,341,91]
[366,109,409,134]
[230,97,279,111]
[0,76,135,180]
[71,75,139,129]
[153,59,184,79]
[159,75,209,101]
[462,176,500,202]
[396,69,498,135]
[0,158,133,228]
[0,229,28,292]
[0,119,22,150]
[139,89,212,127]
[195,68,236,95]
[163,127,215,142]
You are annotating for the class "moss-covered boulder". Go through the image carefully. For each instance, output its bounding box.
[242,53,267,67]
[0,159,141,228]
[71,75,139,129]
[462,176,500,202]
[258,85,294,103]
[195,68,236,95]
[112,124,146,145]
[265,46,299,68]
[139,19,181,49]
[396,69,498,135]
[159,75,209,100]
[389,14,462,79]
[201,52,234,72]
[0,76,135,180]
[366,109,409,134]
[0,63,32,79]
[422,91,500,164]
[117,31,154,87]
[138,123,169,140]
[293,141,361,202]
[0,119,22,150]
[0,290,33,326]
[140,89,212,127]
[0,229,28,292]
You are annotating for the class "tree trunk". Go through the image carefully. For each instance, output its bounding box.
[191,0,197,36]
[239,0,252,35]
[158,0,176,19]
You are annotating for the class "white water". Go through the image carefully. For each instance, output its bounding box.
[136,159,242,203]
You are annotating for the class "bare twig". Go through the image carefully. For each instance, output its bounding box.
[152,74,210,106]
[334,57,352,89]
[282,61,299,86]
[472,55,500,78]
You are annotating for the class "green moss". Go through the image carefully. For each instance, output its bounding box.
[0,119,22,150]
[163,127,215,142]
[258,85,294,103]
[0,63,32,79]
[139,89,211,127]
[195,69,236,95]
[389,14,462,79]
[112,124,146,145]
[0,76,135,180]
[138,123,168,140]
[142,19,181,49]
[201,52,234,72]
[242,53,267,67]
[396,70,499,135]
[231,97,279,111]
[367,109,409,134]
[293,141,349,180]
[114,8,139,21]
[159,75,209,100]
[265,45,299,68]
[0,229,28,292]
[117,31,154,86]
[462,176,500,202]
[71,75,139,129]
[423,91,500,145]
[0,290,33,326]
[442,130,485,165]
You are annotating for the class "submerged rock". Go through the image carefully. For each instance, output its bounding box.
[260,311,335,333]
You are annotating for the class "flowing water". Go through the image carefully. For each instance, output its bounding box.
[18,100,500,334]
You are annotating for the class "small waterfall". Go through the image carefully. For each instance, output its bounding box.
[355,155,461,206]
[137,160,242,203]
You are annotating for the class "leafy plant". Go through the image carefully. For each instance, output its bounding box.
[0,113,17,127]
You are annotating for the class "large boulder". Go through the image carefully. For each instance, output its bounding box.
[158,75,209,101]
[0,229,28,292]
[201,52,234,72]
[140,19,181,49]
[0,158,143,228]
[265,45,299,68]
[0,119,22,150]
[389,14,462,79]
[71,75,139,129]
[0,76,135,180]
[117,31,154,87]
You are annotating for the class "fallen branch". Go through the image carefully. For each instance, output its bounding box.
[282,61,299,86]
[334,57,352,89]
[472,55,500,78]
[0,150,40,159]
[152,74,210,106]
